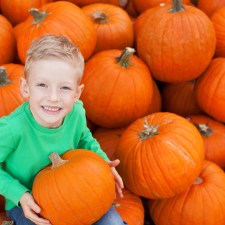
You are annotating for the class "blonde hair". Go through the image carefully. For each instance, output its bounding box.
[24,34,84,81]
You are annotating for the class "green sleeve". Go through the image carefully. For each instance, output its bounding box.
[0,119,29,205]
[77,127,109,161]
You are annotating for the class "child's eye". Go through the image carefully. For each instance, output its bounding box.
[61,86,71,90]
[37,83,47,87]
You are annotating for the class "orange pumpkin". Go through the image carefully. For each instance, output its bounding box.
[93,127,126,160]
[0,64,25,118]
[195,58,225,123]
[187,115,225,169]
[148,81,162,114]
[115,112,204,199]
[82,3,134,53]
[149,160,225,225]
[80,47,154,128]
[136,1,216,82]
[0,15,16,65]
[133,0,191,14]
[32,150,115,225]
[211,7,225,57]
[197,0,225,17]
[55,0,128,8]
[14,1,97,63]
[0,0,54,26]
[114,188,144,225]
[161,80,202,116]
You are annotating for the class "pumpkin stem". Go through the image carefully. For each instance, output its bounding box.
[194,177,203,185]
[112,202,120,208]
[169,0,185,13]
[29,8,49,25]
[0,67,11,87]
[92,11,108,24]
[49,152,69,169]
[194,123,213,137]
[116,47,135,69]
[138,119,159,140]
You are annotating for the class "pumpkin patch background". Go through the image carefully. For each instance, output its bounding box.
[1,0,225,224]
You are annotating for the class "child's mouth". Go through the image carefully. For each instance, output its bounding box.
[42,106,62,113]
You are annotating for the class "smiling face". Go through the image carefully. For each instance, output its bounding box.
[20,58,83,128]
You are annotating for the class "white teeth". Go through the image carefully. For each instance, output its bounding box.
[43,106,61,112]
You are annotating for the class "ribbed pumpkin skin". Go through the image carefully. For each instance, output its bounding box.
[55,0,128,7]
[211,7,225,57]
[188,115,225,169]
[80,49,154,128]
[115,112,204,199]
[197,0,225,17]
[161,81,202,116]
[114,188,144,225]
[0,15,16,65]
[15,1,97,63]
[195,58,225,123]
[149,161,225,225]
[133,0,191,14]
[0,0,54,25]
[136,4,216,82]
[0,64,25,117]
[32,150,115,225]
[82,3,134,53]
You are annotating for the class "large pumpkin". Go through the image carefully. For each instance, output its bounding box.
[0,15,16,65]
[80,47,154,128]
[194,58,225,123]
[0,0,54,26]
[115,112,204,199]
[0,64,25,118]
[136,0,216,82]
[32,150,115,225]
[149,160,225,225]
[14,1,97,63]
[82,3,134,53]
[187,115,225,169]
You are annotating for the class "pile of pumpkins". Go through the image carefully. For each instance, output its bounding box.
[1,0,225,224]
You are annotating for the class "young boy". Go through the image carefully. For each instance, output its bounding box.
[0,34,126,225]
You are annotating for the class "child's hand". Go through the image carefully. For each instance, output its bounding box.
[106,159,124,198]
[20,192,52,225]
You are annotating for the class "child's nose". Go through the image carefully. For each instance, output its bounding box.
[48,89,60,102]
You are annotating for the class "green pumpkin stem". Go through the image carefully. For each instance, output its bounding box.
[169,0,185,13]
[92,11,108,24]
[29,8,49,25]
[49,152,69,169]
[0,67,11,87]
[138,119,159,140]
[194,123,213,137]
[116,47,135,69]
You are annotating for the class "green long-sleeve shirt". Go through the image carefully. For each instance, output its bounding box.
[0,100,108,210]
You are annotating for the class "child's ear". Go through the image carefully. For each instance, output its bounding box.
[20,77,30,98]
[74,84,84,102]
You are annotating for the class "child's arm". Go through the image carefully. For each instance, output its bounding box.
[20,192,51,225]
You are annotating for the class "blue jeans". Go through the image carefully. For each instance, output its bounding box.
[6,205,128,225]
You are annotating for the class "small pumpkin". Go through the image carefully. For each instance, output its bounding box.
[149,160,225,225]
[14,1,97,63]
[32,150,115,225]
[82,3,134,53]
[114,188,144,225]
[0,64,25,118]
[115,112,204,199]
